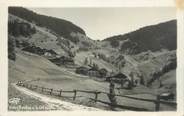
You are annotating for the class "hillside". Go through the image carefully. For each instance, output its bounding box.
[9,51,175,111]
[8,7,86,40]
[8,14,68,56]
[8,7,176,88]
[8,50,110,110]
[102,20,176,54]
[98,20,177,87]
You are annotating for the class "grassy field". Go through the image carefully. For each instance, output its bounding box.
[28,79,176,111]
[8,51,176,111]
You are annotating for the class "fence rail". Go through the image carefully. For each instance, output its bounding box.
[101,91,176,106]
[16,81,176,111]
[89,98,149,111]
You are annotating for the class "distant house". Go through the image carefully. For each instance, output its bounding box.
[76,66,108,78]
[44,50,57,57]
[106,73,128,82]
[128,72,142,86]
[47,50,57,56]
[49,56,74,66]
[106,73,132,89]
[87,68,100,77]
[22,46,44,55]
[61,56,74,65]
[76,66,100,77]
[99,68,108,78]
[76,66,89,75]
[44,52,52,57]
[22,45,58,58]
[35,47,45,55]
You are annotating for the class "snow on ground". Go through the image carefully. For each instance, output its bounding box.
[12,83,102,111]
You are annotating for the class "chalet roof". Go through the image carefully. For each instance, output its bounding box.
[88,68,98,71]
[107,73,128,79]
[76,66,89,71]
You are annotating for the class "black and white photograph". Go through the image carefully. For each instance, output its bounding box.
[7,7,177,111]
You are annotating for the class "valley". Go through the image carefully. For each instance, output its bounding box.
[8,7,177,111]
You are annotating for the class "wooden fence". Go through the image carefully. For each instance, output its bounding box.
[16,81,176,111]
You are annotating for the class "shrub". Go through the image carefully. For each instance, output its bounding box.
[81,41,91,47]
[110,40,119,48]
[67,36,79,44]
[92,63,99,71]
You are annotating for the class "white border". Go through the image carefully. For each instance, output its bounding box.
[0,0,176,7]
[0,0,183,116]
[176,8,184,114]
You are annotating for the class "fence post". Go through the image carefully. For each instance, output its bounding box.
[155,95,160,111]
[59,89,62,97]
[35,85,38,90]
[30,84,32,89]
[16,81,19,85]
[94,91,98,102]
[26,84,28,88]
[50,89,53,95]
[73,90,77,100]
[42,87,44,92]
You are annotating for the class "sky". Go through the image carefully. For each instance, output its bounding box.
[29,7,176,40]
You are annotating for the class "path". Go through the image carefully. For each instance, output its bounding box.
[12,83,102,111]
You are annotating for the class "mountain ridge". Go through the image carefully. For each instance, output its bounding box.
[8,7,86,39]
[103,20,176,41]
[102,20,176,54]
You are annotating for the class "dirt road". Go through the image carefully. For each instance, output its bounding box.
[12,83,102,111]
